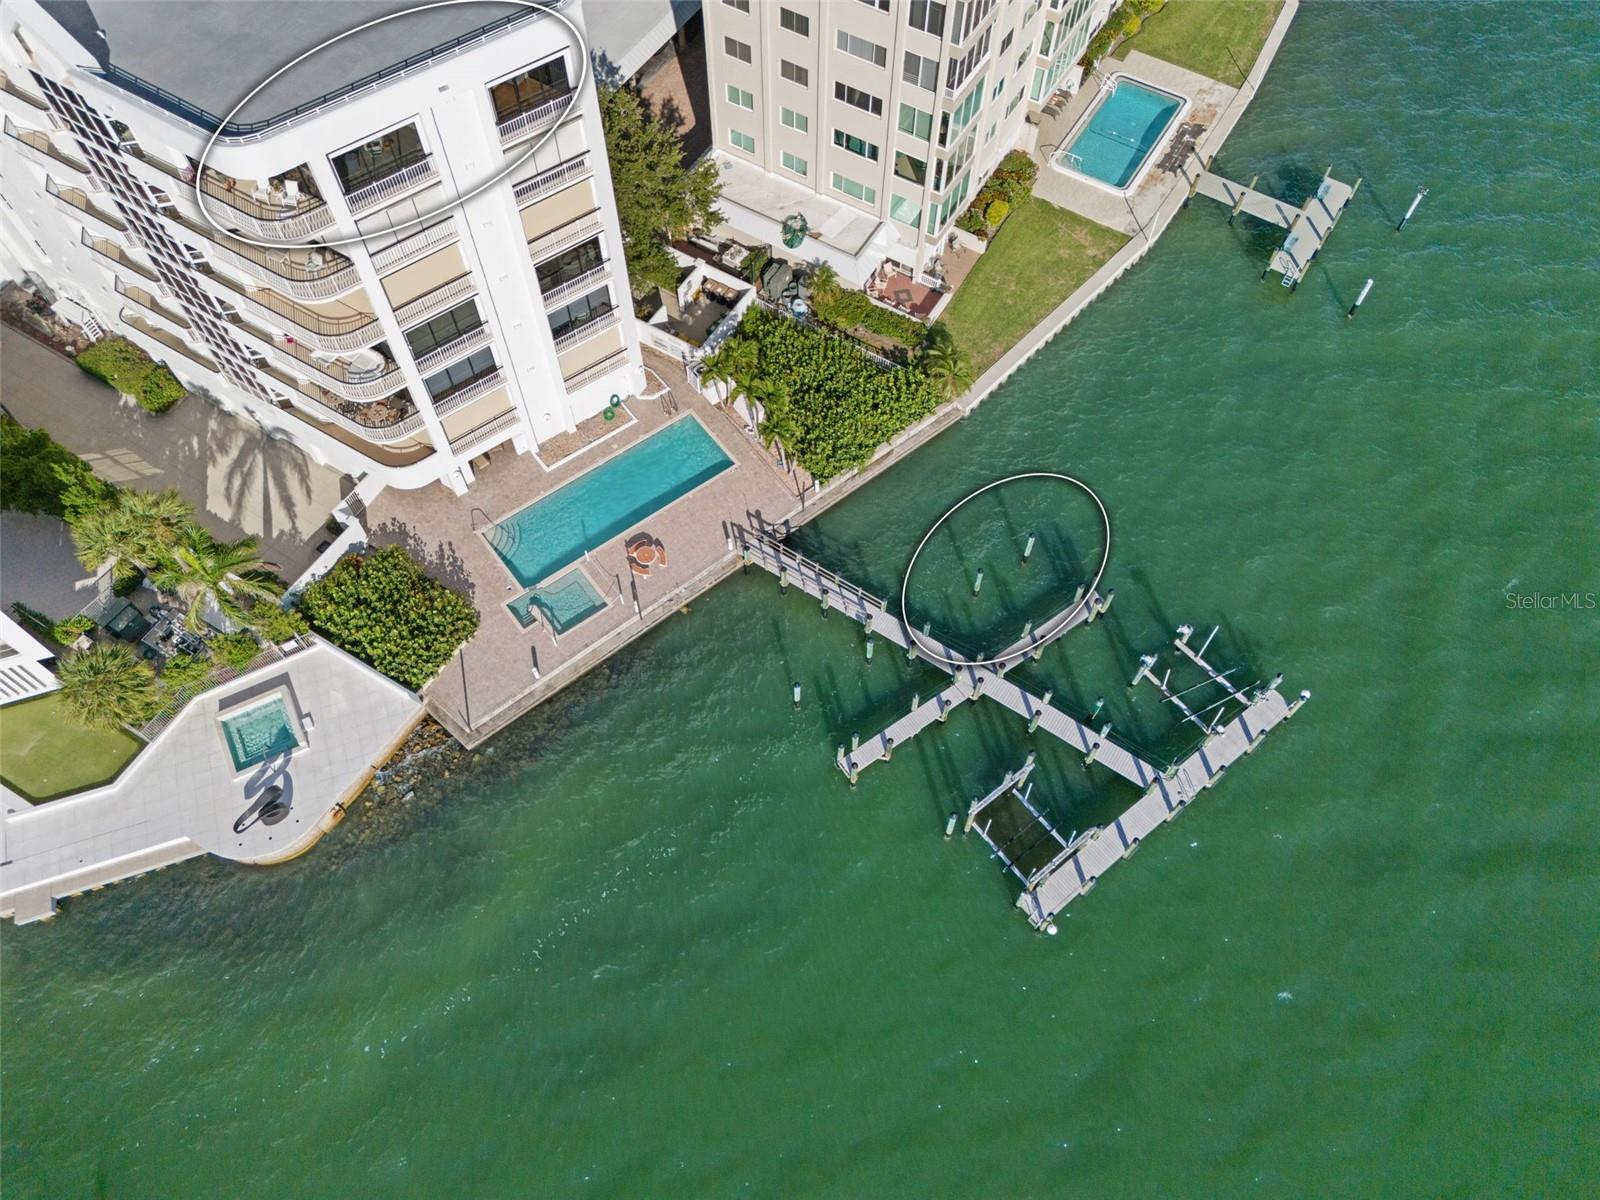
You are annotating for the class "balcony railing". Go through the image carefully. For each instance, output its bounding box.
[412,323,493,376]
[0,69,50,111]
[115,278,191,329]
[168,210,360,300]
[513,153,591,206]
[539,262,608,308]
[527,210,603,264]
[231,316,403,402]
[496,88,577,147]
[344,156,439,214]
[392,273,476,328]
[82,230,158,281]
[448,406,521,455]
[370,218,459,274]
[120,310,218,371]
[197,266,382,352]
[196,169,334,240]
[562,348,630,390]
[551,307,619,352]
[47,177,125,231]
[431,368,505,419]
[261,363,430,444]
[4,117,87,174]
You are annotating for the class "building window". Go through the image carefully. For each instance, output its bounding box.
[779,7,810,36]
[724,36,752,64]
[424,346,496,401]
[834,82,884,117]
[889,194,921,228]
[833,129,880,161]
[893,151,927,185]
[330,124,425,195]
[780,59,810,87]
[831,172,877,204]
[946,28,992,94]
[729,128,756,153]
[781,107,809,132]
[490,57,571,126]
[835,30,888,68]
[908,0,946,35]
[548,286,614,341]
[781,151,808,177]
[722,0,750,9]
[857,0,890,10]
[902,51,938,91]
[726,84,754,110]
[535,236,604,293]
[897,102,933,140]
[405,298,482,358]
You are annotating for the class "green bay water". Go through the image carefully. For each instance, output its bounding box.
[4,4,1596,1194]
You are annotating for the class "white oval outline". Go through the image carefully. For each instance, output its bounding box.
[193,0,588,251]
[899,473,1112,670]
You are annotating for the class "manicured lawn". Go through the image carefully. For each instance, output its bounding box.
[0,693,142,801]
[941,201,1128,374]
[1123,0,1285,83]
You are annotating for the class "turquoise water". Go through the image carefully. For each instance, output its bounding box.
[1061,77,1182,187]
[506,567,609,632]
[4,5,1597,1196]
[218,697,298,771]
[488,416,732,587]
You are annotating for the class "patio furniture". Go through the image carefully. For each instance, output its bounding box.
[626,533,667,575]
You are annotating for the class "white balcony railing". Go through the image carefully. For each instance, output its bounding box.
[497,91,577,147]
[527,213,603,265]
[513,153,591,205]
[199,236,360,301]
[369,217,459,274]
[448,406,521,455]
[562,349,630,390]
[285,388,431,444]
[344,156,439,214]
[539,262,609,308]
[551,307,619,352]
[431,369,505,419]
[393,273,476,328]
[412,323,493,376]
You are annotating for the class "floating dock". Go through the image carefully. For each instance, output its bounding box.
[735,526,1309,929]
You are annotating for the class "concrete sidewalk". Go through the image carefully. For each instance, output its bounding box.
[1,329,348,579]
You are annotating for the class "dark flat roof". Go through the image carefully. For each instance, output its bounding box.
[44,0,540,130]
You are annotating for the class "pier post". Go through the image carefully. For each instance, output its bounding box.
[1130,653,1157,690]
[1347,277,1374,319]
[848,759,859,787]
[792,681,802,709]
[971,672,985,698]
[882,735,894,762]
[1090,695,1105,721]
[779,567,788,594]
[865,633,874,661]
[938,696,950,723]
[1176,624,1194,644]
[1286,688,1312,717]
[1022,533,1036,563]
[1084,740,1100,768]
[1028,689,1051,733]
[820,589,828,617]
[1228,174,1258,225]
[911,692,920,714]
[973,568,984,596]
[851,732,860,754]
[1396,186,1428,233]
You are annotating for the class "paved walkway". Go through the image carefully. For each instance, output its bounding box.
[365,351,796,743]
[1,330,348,580]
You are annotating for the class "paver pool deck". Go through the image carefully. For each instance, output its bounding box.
[365,352,796,745]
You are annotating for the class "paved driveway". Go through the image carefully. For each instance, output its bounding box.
[1,330,348,579]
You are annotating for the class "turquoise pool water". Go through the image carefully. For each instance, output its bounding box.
[1060,78,1182,189]
[487,417,733,588]
[219,698,297,772]
[508,568,609,633]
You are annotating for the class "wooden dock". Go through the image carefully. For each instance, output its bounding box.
[1192,166,1359,285]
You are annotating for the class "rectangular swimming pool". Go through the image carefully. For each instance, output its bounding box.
[507,567,609,633]
[1057,78,1183,190]
[219,697,299,772]
[486,416,733,588]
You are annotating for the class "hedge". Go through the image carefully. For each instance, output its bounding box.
[76,337,185,413]
[718,308,941,481]
[295,546,479,689]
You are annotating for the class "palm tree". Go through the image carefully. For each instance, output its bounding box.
[70,487,192,582]
[807,262,841,307]
[56,643,161,730]
[149,524,284,633]
[701,337,759,407]
[919,326,974,403]
[757,397,802,471]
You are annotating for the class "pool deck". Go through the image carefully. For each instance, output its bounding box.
[1033,50,1241,237]
[365,351,797,746]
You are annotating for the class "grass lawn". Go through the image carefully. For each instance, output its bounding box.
[1123,0,1285,83]
[0,693,142,801]
[941,201,1129,374]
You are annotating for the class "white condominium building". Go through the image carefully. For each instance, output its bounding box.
[703,0,1115,287]
[0,0,642,495]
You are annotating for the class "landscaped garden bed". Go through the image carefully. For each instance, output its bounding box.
[76,336,186,414]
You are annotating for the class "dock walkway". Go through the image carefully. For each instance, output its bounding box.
[1192,167,1358,283]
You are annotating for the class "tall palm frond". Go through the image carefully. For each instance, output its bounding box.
[150,524,284,633]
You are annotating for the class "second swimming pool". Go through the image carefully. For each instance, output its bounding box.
[1056,77,1183,190]
[486,415,733,588]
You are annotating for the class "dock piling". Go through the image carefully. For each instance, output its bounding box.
[1023,533,1036,563]
[1347,277,1374,319]
[865,633,874,661]
[973,568,984,596]
[1396,186,1428,233]
[1091,695,1105,720]
[792,681,802,709]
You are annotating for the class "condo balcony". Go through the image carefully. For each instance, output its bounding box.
[0,69,50,113]
[493,57,575,148]
[4,116,87,175]
[46,177,125,233]
[192,163,335,241]
[195,263,383,353]
[119,310,218,372]
[114,278,191,329]
[229,313,404,403]
[82,231,158,282]
[333,124,438,215]
[513,153,591,207]
[166,208,360,300]
[561,347,629,390]
[369,218,460,275]
[258,360,431,448]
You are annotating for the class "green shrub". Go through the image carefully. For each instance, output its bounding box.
[136,365,185,413]
[814,288,872,329]
[159,652,212,697]
[0,414,108,518]
[10,602,56,642]
[75,337,184,414]
[858,303,929,348]
[51,614,95,645]
[56,643,160,729]
[250,603,310,643]
[711,308,941,481]
[985,199,1011,228]
[297,547,479,689]
[210,631,262,670]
